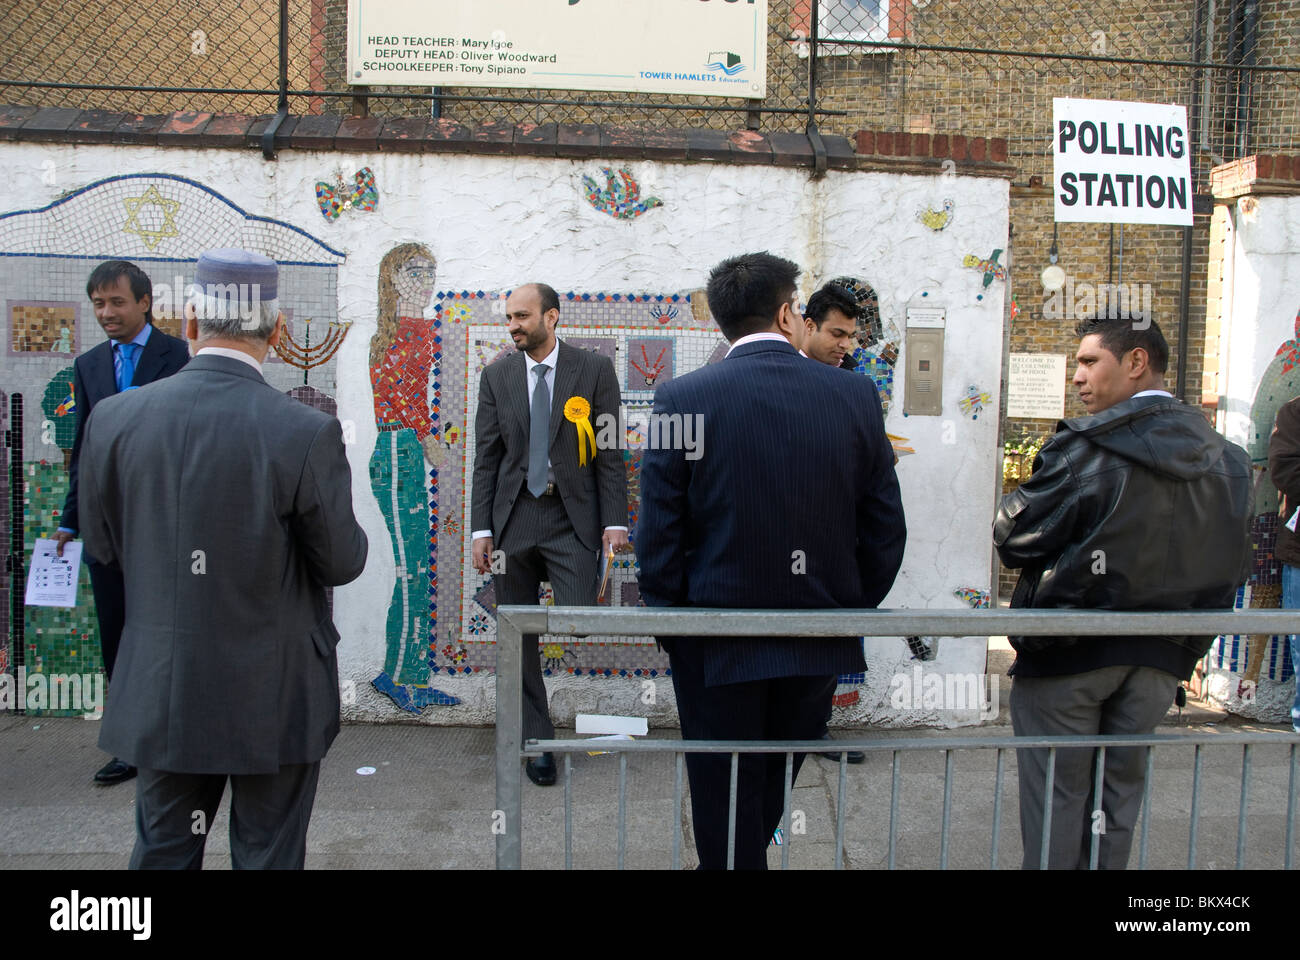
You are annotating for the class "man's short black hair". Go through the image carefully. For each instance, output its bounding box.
[1074,312,1169,374]
[86,260,153,321]
[805,282,860,330]
[529,282,561,319]
[705,252,800,341]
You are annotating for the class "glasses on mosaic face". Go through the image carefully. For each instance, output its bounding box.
[402,266,436,283]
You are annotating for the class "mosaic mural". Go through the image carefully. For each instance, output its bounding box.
[344,279,899,711]
[0,392,10,680]
[1229,306,1300,684]
[8,302,78,356]
[581,167,663,220]
[0,174,345,715]
[1213,587,1294,683]
[437,290,715,685]
[917,199,954,232]
[315,166,380,223]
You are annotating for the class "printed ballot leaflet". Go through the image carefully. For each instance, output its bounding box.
[26,538,82,608]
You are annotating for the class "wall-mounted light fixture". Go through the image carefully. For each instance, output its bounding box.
[1041,222,1066,292]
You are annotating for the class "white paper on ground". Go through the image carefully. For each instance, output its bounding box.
[585,733,635,756]
[575,713,649,736]
[25,538,82,608]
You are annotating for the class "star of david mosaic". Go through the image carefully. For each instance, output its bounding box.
[121,184,181,251]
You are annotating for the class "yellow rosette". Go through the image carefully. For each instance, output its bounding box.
[564,396,597,467]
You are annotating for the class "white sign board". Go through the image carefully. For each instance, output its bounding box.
[1007,353,1067,419]
[347,0,768,99]
[1053,98,1193,226]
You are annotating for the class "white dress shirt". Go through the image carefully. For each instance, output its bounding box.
[524,339,560,412]
[725,331,796,356]
[197,345,264,374]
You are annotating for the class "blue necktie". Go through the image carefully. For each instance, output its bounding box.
[117,342,138,392]
[528,364,551,497]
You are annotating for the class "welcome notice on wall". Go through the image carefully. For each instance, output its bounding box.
[1053,98,1194,227]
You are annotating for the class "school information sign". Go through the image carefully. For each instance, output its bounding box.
[347,0,768,98]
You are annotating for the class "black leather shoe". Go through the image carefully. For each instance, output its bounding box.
[818,733,865,765]
[93,758,137,785]
[526,752,557,786]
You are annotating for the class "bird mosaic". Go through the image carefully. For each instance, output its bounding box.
[582,167,663,220]
[917,199,954,231]
[963,249,1006,287]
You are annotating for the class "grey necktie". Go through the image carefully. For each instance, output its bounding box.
[528,363,551,497]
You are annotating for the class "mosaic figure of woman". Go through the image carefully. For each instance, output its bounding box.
[368,244,455,710]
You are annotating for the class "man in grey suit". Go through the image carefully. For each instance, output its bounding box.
[471,283,629,785]
[79,248,367,869]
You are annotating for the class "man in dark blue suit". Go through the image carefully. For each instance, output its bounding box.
[52,260,189,785]
[636,252,907,869]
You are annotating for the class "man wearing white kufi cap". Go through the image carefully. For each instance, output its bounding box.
[80,247,368,869]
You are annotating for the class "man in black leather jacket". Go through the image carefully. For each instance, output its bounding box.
[994,311,1251,869]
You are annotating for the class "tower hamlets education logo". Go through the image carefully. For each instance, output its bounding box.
[704,51,746,75]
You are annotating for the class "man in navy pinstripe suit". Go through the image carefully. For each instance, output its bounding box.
[636,252,906,869]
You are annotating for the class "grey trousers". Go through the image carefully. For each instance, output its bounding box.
[496,492,599,741]
[130,761,321,869]
[1011,665,1178,870]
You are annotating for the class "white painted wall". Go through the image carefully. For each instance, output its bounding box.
[1,141,1010,728]
[1211,193,1300,723]
[1220,195,1300,448]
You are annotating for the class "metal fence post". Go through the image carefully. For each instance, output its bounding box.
[494,608,526,870]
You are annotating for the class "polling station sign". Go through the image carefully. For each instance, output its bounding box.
[347,0,768,99]
[1053,98,1193,226]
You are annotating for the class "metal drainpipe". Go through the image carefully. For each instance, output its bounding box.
[1178,0,1208,405]
[1228,0,1259,159]
[1237,0,1259,158]
[262,0,291,161]
[806,0,828,178]
[1177,223,1192,402]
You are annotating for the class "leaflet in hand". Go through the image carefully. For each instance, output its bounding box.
[26,538,82,608]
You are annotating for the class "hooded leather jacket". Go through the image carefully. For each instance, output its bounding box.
[994,394,1252,680]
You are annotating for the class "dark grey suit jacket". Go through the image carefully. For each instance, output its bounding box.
[472,339,627,551]
[80,353,368,774]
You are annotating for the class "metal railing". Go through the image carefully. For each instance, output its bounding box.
[494,607,1300,870]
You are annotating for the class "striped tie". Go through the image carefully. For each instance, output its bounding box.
[528,364,551,497]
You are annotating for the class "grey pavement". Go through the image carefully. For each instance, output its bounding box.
[2,694,1296,870]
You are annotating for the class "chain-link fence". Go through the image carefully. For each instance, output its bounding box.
[811,0,1300,189]
[3,1,1297,178]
